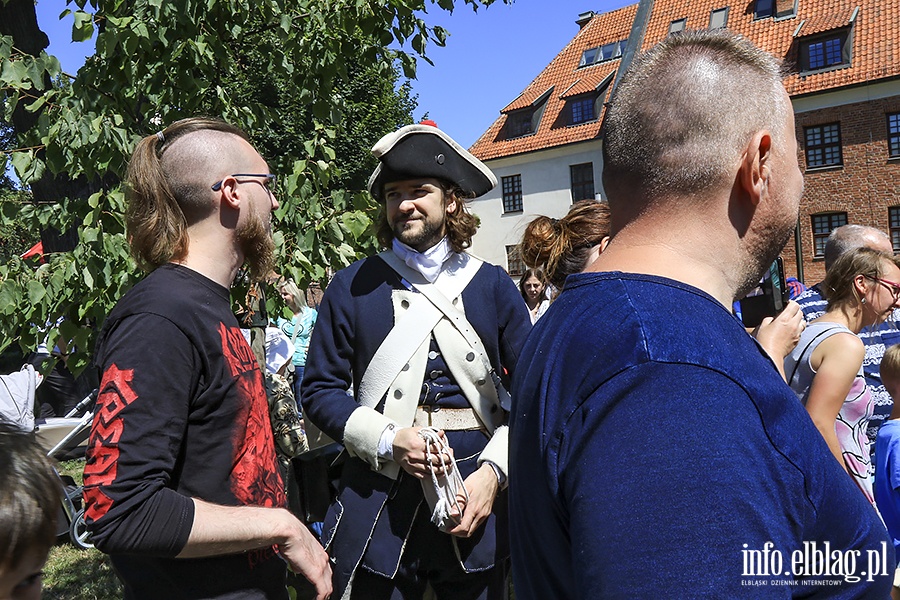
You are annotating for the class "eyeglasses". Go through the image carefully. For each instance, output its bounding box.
[865,275,900,298]
[211,173,276,192]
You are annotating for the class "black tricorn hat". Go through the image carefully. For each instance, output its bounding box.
[367,123,497,199]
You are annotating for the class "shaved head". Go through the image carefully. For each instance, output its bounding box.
[125,117,253,271]
[602,29,787,212]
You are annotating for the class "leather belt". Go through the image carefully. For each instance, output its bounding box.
[413,406,484,431]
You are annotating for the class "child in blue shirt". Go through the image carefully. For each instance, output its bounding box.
[875,343,900,600]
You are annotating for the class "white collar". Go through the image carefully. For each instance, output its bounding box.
[392,237,453,283]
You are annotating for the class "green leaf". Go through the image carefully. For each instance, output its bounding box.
[26,280,46,305]
[72,11,95,43]
[9,150,32,180]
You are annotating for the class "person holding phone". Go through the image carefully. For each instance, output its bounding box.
[785,247,900,504]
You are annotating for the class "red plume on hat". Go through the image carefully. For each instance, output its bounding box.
[419,119,439,128]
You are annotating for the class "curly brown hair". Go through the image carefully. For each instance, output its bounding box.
[520,199,611,290]
[375,178,478,253]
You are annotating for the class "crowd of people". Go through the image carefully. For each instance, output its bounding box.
[7,26,900,600]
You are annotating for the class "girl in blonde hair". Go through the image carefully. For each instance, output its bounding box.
[785,247,900,504]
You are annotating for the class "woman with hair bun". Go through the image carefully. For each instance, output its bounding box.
[520,198,804,383]
[520,199,611,291]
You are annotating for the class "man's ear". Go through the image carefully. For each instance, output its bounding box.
[217,176,241,210]
[738,130,773,207]
[445,197,457,214]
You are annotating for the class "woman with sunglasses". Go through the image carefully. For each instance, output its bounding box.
[785,247,900,505]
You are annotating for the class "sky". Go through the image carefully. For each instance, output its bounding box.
[33,0,634,149]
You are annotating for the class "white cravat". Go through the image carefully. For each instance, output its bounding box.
[392,237,452,283]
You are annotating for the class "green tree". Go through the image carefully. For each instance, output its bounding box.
[0,0,507,373]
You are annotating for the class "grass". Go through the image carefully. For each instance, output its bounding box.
[43,459,123,600]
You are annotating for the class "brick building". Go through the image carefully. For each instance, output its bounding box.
[467,0,900,286]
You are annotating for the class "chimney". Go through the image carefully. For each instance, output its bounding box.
[576,11,595,28]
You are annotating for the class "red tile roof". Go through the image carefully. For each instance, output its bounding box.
[502,85,555,113]
[471,0,900,161]
[796,8,857,37]
[470,4,638,161]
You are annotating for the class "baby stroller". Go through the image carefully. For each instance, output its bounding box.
[0,363,97,550]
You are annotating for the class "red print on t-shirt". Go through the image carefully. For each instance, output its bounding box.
[83,364,138,522]
[218,323,286,508]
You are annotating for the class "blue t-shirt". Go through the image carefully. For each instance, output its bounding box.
[511,271,892,599]
[876,420,900,561]
[277,308,317,367]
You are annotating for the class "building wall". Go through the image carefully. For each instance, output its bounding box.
[786,81,900,286]
[469,141,604,270]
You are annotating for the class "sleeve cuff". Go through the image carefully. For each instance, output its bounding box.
[343,406,398,470]
[477,425,509,486]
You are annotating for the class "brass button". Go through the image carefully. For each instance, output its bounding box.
[466,352,475,362]
[394,389,403,399]
[402,363,410,372]
[477,379,486,386]
[428,350,439,360]
[401,299,409,309]
[430,370,441,380]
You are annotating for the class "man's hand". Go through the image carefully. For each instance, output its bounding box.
[393,427,455,479]
[752,300,804,381]
[278,518,333,600]
[447,463,500,538]
[181,501,333,600]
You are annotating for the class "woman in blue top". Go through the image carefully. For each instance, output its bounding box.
[277,279,318,405]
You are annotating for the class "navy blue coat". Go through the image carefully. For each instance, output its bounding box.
[301,254,531,588]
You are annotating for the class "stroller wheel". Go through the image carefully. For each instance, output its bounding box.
[69,507,94,550]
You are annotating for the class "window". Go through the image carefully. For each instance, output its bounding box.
[507,110,534,138]
[755,0,774,18]
[800,31,851,72]
[890,207,900,253]
[570,163,595,202]
[804,123,843,168]
[709,7,729,28]
[811,212,848,258]
[579,40,626,67]
[570,96,597,125]
[888,113,900,158]
[669,18,686,33]
[502,175,523,213]
[506,245,525,277]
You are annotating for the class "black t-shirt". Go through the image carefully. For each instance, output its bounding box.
[83,264,288,599]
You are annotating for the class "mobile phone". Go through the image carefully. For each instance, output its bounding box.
[739,256,789,328]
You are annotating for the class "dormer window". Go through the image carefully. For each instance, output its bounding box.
[799,29,852,73]
[507,110,535,138]
[570,95,598,125]
[562,73,612,127]
[710,7,729,29]
[579,40,626,67]
[669,18,686,33]
[755,0,774,18]
[757,0,798,19]
[501,86,553,140]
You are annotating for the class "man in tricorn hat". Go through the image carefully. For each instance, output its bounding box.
[302,122,531,598]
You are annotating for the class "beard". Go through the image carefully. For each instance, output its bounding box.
[735,215,796,301]
[236,203,275,282]
[393,214,446,251]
